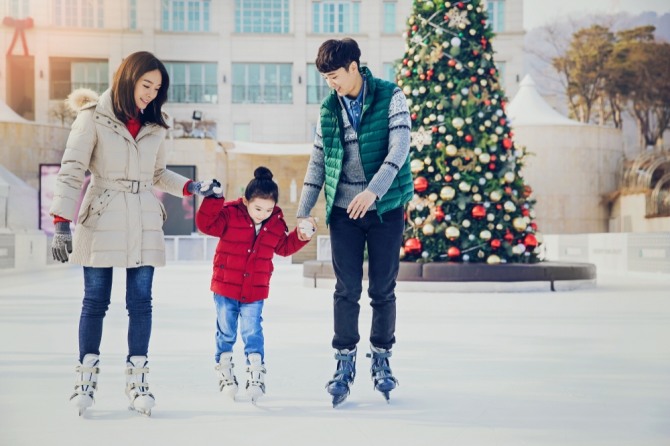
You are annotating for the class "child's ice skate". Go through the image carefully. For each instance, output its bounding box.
[245,353,266,404]
[215,352,239,399]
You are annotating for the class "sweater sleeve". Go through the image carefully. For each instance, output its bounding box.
[296,119,325,218]
[366,88,411,200]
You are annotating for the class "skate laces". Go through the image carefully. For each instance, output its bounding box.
[246,354,266,392]
[215,357,238,388]
[366,349,398,386]
[72,363,100,397]
[328,349,357,386]
[126,360,153,398]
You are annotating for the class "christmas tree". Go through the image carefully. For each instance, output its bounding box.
[398,0,541,264]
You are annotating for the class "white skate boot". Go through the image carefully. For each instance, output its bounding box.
[215,352,239,399]
[245,353,266,403]
[125,356,155,416]
[70,354,100,416]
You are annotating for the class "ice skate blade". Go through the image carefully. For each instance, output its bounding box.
[128,406,152,417]
[331,393,349,408]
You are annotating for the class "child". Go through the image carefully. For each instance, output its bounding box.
[196,166,314,402]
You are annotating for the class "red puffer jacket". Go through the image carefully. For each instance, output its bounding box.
[196,197,308,302]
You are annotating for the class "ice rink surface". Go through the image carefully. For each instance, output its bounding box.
[1,262,669,446]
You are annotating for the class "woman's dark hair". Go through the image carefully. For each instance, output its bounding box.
[245,166,279,203]
[315,38,361,73]
[111,51,170,128]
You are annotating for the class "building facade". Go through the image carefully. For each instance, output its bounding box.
[1,0,523,143]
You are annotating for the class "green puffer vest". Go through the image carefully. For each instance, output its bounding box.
[320,67,413,224]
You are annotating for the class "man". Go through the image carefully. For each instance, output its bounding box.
[297,38,413,407]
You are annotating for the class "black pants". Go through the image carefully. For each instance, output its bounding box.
[329,206,405,351]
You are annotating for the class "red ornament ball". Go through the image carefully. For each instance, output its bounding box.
[472,205,486,219]
[434,206,445,222]
[524,234,538,248]
[464,134,473,143]
[490,239,501,249]
[414,176,429,193]
[447,246,461,258]
[502,138,513,150]
[405,238,422,255]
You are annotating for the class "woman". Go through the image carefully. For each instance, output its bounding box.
[49,51,215,416]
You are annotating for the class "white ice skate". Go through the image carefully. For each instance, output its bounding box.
[245,353,266,404]
[215,352,239,399]
[69,354,100,416]
[125,356,155,416]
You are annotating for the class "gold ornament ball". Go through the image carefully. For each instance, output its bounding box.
[479,153,490,164]
[410,159,425,173]
[458,181,471,192]
[422,223,435,236]
[504,172,516,183]
[490,190,502,202]
[504,201,516,213]
[487,254,501,265]
[446,144,458,156]
[479,230,491,241]
[452,117,465,129]
[445,226,460,240]
[428,193,438,202]
[512,217,527,232]
[440,186,456,200]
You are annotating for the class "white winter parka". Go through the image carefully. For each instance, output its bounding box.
[49,88,189,268]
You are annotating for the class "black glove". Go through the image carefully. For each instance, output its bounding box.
[188,179,223,198]
[52,221,73,263]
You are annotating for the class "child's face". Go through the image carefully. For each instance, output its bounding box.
[243,197,276,224]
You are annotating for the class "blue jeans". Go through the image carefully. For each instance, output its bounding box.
[329,206,405,351]
[78,266,154,362]
[213,293,264,363]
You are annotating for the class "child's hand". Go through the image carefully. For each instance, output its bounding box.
[297,217,317,241]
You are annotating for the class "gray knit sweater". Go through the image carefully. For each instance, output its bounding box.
[297,87,410,218]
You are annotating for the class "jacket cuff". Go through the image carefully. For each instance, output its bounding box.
[183,180,194,196]
[53,215,71,224]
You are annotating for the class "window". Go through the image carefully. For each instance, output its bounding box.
[485,0,505,33]
[165,62,218,103]
[235,0,290,33]
[129,0,137,29]
[232,63,292,104]
[382,63,397,83]
[9,0,30,18]
[161,0,211,32]
[50,58,109,99]
[53,0,104,28]
[382,2,396,34]
[312,1,359,34]
[306,64,330,104]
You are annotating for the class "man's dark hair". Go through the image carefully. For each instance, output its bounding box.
[315,38,361,73]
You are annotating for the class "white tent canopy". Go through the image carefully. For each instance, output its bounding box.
[507,75,582,126]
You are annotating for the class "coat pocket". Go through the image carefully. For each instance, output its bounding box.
[78,189,117,228]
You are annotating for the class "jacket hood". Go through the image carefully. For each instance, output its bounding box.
[65,88,100,113]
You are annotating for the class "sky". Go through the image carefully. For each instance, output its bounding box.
[524,0,670,30]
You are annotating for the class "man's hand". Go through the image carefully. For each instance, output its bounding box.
[51,221,72,263]
[346,190,377,219]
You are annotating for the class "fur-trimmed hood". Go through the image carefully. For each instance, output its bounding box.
[65,88,99,113]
